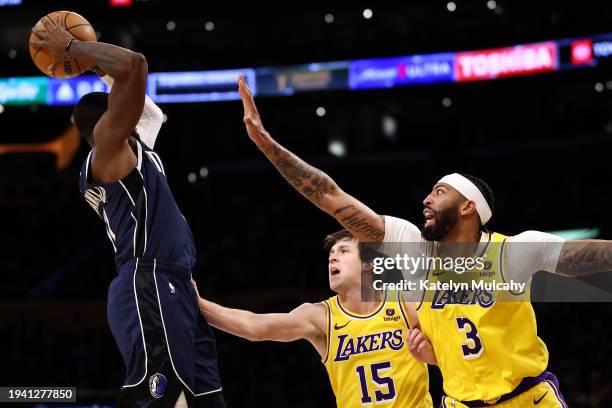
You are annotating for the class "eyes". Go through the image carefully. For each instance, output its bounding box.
[435,188,444,196]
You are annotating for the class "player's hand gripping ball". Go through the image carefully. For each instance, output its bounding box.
[29,11,97,78]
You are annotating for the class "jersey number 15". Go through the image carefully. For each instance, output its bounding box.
[356,361,396,404]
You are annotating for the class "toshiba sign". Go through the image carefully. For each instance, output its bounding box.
[455,42,558,82]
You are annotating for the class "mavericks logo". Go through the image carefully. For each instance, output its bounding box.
[149,373,167,398]
[334,330,404,362]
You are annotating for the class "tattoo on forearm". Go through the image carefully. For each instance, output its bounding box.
[557,241,612,276]
[334,205,385,241]
[264,143,336,206]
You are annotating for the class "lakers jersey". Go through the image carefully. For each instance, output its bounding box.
[417,232,548,402]
[323,292,432,408]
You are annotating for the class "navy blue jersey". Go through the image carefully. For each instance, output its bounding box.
[79,139,196,270]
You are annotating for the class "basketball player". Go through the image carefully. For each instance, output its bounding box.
[193,230,435,407]
[236,74,612,406]
[31,18,224,407]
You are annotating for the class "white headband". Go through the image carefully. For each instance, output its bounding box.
[437,173,492,225]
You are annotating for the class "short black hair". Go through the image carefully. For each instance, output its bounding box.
[459,173,495,227]
[73,92,109,144]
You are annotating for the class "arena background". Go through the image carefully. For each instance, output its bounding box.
[1,1,612,407]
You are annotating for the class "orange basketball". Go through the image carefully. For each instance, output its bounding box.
[29,11,97,78]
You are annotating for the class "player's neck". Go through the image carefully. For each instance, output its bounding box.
[441,223,482,243]
[439,225,482,258]
[338,288,382,315]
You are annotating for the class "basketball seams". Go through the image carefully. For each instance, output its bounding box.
[44,15,55,27]
[32,46,42,60]
[63,11,70,30]
[67,23,92,31]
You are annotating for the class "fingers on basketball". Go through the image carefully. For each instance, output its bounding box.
[29,11,97,78]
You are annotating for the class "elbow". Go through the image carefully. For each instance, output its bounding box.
[129,52,148,78]
[319,186,343,213]
[115,52,148,81]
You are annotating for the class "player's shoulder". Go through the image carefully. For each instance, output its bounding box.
[292,302,328,331]
[293,302,328,316]
[383,215,424,243]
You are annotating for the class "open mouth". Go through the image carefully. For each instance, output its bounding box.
[423,208,435,228]
[330,267,341,276]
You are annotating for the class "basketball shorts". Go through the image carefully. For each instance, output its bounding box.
[107,258,225,408]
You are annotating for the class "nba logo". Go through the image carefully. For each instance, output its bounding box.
[149,373,167,398]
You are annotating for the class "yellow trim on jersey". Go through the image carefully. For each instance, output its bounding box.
[335,291,387,319]
[498,237,527,296]
[397,290,413,330]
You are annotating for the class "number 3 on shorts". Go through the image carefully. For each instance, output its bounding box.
[456,317,483,359]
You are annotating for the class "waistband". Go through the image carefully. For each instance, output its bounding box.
[451,371,557,407]
[118,257,192,280]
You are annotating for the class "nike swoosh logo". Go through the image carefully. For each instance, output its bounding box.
[534,391,548,404]
[334,321,350,330]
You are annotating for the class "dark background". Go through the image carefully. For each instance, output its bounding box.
[1,1,612,407]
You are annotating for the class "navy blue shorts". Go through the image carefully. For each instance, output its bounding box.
[107,258,224,407]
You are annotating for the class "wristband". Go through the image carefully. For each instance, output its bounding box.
[65,38,75,58]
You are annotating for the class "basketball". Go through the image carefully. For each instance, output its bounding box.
[29,11,97,78]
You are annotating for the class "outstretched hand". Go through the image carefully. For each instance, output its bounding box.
[30,15,74,76]
[238,74,268,145]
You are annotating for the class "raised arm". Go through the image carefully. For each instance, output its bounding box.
[238,75,385,242]
[32,17,147,183]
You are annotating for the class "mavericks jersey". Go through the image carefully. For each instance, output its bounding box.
[417,232,548,402]
[79,138,196,270]
[323,292,432,408]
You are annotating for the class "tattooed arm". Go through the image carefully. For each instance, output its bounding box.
[237,74,385,242]
[556,240,612,277]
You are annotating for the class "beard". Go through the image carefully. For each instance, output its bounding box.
[422,205,459,241]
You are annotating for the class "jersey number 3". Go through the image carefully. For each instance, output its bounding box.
[456,317,483,359]
[356,362,396,404]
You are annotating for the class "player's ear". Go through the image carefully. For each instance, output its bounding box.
[460,200,477,216]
